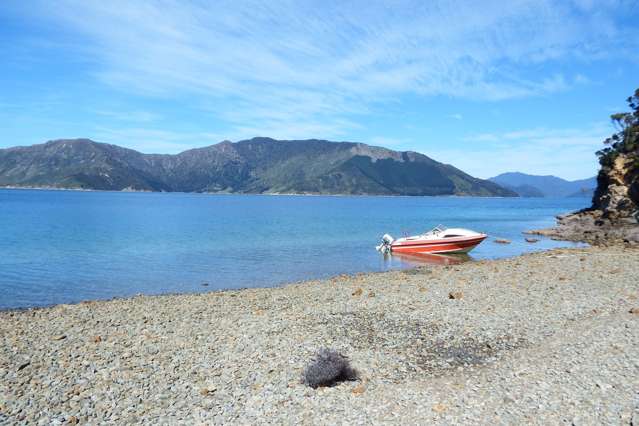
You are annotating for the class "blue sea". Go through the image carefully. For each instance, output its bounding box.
[0,189,589,310]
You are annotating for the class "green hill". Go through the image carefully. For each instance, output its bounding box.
[0,137,516,196]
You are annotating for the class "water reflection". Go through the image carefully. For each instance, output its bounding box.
[383,251,472,268]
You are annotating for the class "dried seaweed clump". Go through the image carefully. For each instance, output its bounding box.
[301,348,358,388]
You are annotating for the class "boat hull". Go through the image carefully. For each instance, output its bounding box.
[390,235,487,254]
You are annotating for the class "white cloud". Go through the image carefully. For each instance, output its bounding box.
[18,0,637,138]
[94,109,160,123]
[430,122,613,180]
[574,74,590,85]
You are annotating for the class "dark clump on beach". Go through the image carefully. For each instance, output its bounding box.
[301,348,358,388]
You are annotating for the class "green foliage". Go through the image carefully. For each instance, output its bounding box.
[598,88,639,166]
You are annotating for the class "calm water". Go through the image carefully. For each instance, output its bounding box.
[0,189,589,309]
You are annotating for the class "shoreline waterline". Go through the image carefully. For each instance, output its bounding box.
[0,245,586,313]
[0,185,521,198]
[0,189,589,310]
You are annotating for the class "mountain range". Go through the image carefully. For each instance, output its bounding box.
[0,138,516,197]
[489,172,597,198]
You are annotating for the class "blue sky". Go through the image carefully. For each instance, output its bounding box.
[1,1,638,180]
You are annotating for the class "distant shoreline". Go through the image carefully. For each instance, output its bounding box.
[0,185,517,198]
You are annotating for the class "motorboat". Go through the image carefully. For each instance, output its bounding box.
[376,225,487,255]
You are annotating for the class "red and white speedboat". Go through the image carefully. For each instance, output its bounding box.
[376,225,487,255]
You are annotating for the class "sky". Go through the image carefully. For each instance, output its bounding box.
[1,1,638,180]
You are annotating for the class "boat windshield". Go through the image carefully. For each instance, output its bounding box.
[426,225,447,235]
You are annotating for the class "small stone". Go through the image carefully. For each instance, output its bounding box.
[200,387,211,396]
[352,288,363,296]
[201,282,209,287]
[17,361,30,371]
[419,287,427,293]
[367,291,375,298]
[67,416,78,425]
[629,307,639,315]
[432,403,447,413]
[93,335,102,343]
[351,384,365,395]
[525,238,539,243]
[52,335,67,341]
[448,291,463,300]
[624,228,639,244]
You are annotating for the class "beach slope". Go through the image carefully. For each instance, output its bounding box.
[1,246,638,424]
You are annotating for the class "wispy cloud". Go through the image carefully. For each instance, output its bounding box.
[17,0,638,138]
[94,109,160,123]
[433,122,613,180]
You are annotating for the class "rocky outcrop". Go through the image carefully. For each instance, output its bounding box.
[529,151,638,245]
[592,153,639,220]
[529,209,638,245]
[529,89,639,245]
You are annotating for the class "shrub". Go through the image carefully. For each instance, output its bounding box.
[597,88,639,165]
[301,348,358,388]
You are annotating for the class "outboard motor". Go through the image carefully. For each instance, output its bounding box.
[376,234,394,254]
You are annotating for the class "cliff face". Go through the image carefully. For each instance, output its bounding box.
[592,152,639,220]
[531,89,639,245]
[530,152,639,245]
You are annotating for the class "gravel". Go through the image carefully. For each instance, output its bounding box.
[1,246,638,424]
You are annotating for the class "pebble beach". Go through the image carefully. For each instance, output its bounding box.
[1,245,639,424]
